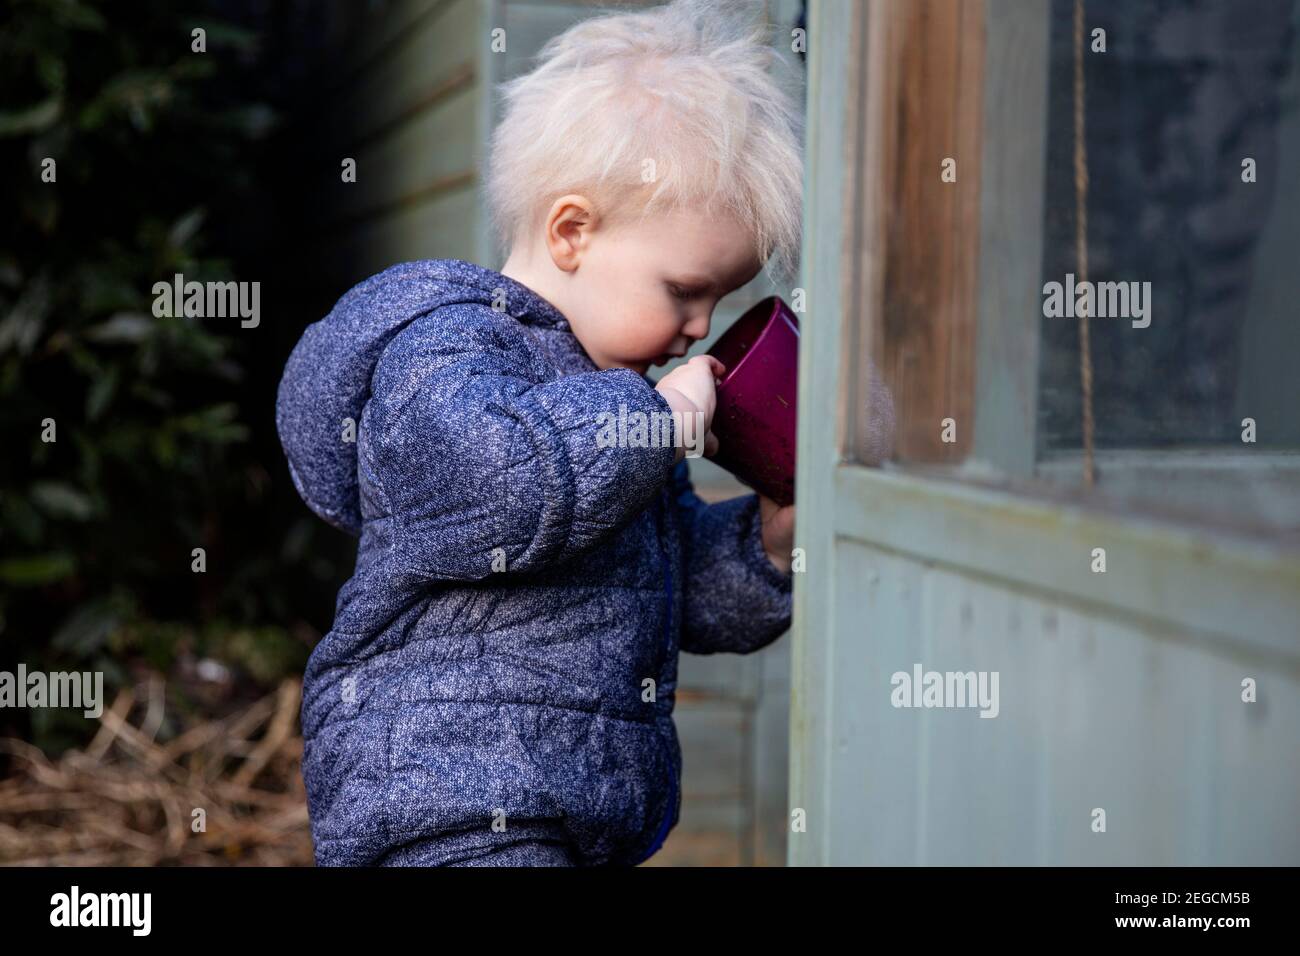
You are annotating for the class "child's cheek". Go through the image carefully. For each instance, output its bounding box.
[615,310,675,358]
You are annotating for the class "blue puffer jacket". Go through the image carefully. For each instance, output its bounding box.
[275,258,793,866]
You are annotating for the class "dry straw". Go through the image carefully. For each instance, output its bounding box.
[0,678,312,866]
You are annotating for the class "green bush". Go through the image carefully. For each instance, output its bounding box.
[0,0,344,751]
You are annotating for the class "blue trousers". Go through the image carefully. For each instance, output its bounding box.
[376,830,578,867]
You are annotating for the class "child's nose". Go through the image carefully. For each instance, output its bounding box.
[684,312,711,341]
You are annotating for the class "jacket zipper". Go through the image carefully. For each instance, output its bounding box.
[634,496,678,864]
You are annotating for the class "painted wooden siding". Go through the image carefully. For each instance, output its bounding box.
[825,473,1300,864]
[303,0,484,288]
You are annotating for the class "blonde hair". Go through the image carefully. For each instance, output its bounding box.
[485,0,804,282]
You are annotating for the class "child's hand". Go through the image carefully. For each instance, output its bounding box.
[757,494,795,574]
[655,355,726,462]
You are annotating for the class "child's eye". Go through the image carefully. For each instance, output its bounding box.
[668,283,704,300]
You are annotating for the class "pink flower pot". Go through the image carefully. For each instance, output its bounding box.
[705,296,799,506]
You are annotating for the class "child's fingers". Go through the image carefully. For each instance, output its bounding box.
[702,356,727,380]
[757,494,794,522]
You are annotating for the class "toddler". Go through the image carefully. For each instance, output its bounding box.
[276,0,805,866]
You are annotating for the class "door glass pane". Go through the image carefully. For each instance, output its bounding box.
[1037,0,1300,453]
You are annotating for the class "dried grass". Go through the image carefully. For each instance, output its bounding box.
[0,677,313,866]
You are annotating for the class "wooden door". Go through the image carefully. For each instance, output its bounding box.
[791,0,1300,865]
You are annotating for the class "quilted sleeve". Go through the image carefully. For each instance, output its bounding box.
[673,461,793,655]
[362,306,678,581]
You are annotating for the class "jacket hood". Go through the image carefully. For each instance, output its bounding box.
[275,258,583,536]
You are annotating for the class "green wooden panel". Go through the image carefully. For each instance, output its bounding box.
[307,0,485,278]
[831,539,1300,864]
[331,0,452,89]
[332,85,479,223]
[834,465,1300,664]
[334,0,478,148]
[332,186,480,287]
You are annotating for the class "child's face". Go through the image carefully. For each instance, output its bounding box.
[509,200,764,376]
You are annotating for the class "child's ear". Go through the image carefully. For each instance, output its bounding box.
[544,194,598,272]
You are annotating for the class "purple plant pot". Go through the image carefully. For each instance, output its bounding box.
[705,296,799,506]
